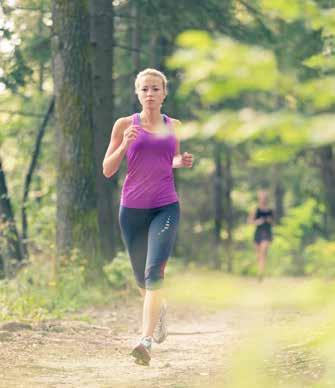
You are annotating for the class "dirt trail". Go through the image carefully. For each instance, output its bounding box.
[0,288,323,388]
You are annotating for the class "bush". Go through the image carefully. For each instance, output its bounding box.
[268,199,323,275]
[103,251,136,290]
[0,249,111,321]
[305,239,335,277]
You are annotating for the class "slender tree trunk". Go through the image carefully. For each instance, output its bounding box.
[22,97,55,255]
[38,13,44,92]
[213,141,223,269]
[223,145,233,273]
[318,145,335,232]
[149,30,158,67]
[89,0,119,262]
[131,1,141,112]
[0,158,24,277]
[52,0,98,260]
[273,166,284,223]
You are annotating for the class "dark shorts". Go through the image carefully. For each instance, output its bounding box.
[254,226,272,245]
[119,202,180,290]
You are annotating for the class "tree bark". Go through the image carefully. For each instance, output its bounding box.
[149,30,158,67]
[213,141,223,269]
[52,0,98,260]
[89,0,120,262]
[273,165,284,223]
[131,1,141,112]
[318,145,335,232]
[0,158,24,277]
[38,12,44,92]
[223,144,233,273]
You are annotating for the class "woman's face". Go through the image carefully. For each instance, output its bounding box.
[258,190,268,204]
[136,75,166,109]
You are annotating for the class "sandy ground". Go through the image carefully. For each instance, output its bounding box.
[0,284,327,388]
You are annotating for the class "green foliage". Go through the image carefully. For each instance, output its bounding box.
[0,0,51,92]
[103,251,136,291]
[296,77,335,110]
[303,52,335,72]
[305,239,335,277]
[166,272,335,387]
[0,250,114,321]
[270,199,324,275]
[169,32,279,103]
[169,0,335,160]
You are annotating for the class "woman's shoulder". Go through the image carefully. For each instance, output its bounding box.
[112,116,133,135]
[114,115,133,128]
[167,116,181,127]
[165,116,182,135]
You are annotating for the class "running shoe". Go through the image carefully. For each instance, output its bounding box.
[131,336,152,366]
[153,301,168,344]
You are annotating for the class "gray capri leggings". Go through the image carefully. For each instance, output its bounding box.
[119,202,180,289]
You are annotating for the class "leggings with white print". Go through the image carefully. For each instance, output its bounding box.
[119,202,180,289]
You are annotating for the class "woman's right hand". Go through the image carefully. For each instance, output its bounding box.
[122,125,139,149]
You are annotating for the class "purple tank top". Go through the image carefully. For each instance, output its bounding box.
[120,113,179,209]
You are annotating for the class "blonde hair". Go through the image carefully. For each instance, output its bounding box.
[135,68,168,95]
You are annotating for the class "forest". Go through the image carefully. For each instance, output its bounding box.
[1,0,335,387]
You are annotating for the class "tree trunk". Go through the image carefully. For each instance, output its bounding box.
[38,13,44,92]
[89,0,119,262]
[213,141,223,269]
[52,0,98,260]
[0,158,24,277]
[274,170,284,223]
[149,30,158,67]
[223,145,233,273]
[318,145,335,232]
[131,1,141,112]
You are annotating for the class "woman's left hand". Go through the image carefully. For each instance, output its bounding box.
[173,152,193,168]
[180,152,193,168]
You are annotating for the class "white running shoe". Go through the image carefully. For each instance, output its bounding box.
[131,336,152,366]
[153,302,168,344]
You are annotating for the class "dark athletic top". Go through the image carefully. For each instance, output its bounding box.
[254,208,273,240]
[255,208,273,223]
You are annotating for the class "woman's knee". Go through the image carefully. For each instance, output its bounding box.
[144,260,167,290]
[260,242,269,253]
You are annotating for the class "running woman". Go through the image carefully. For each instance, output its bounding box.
[102,68,193,365]
[248,190,274,282]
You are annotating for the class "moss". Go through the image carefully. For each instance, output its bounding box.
[72,208,99,259]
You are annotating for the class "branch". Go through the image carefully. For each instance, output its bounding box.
[114,13,136,19]
[3,6,49,13]
[21,96,55,252]
[113,43,148,55]
[0,109,44,118]
[0,157,24,269]
[237,0,276,44]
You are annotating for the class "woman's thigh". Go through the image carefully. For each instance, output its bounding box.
[259,240,270,253]
[119,206,151,287]
[145,202,180,289]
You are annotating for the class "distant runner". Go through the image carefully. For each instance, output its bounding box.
[248,190,274,282]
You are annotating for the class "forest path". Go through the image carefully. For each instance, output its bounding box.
[0,278,325,388]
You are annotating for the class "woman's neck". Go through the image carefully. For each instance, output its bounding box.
[140,109,162,125]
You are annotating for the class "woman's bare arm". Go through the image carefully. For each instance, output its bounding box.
[248,209,264,226]
[102,117,135,178]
